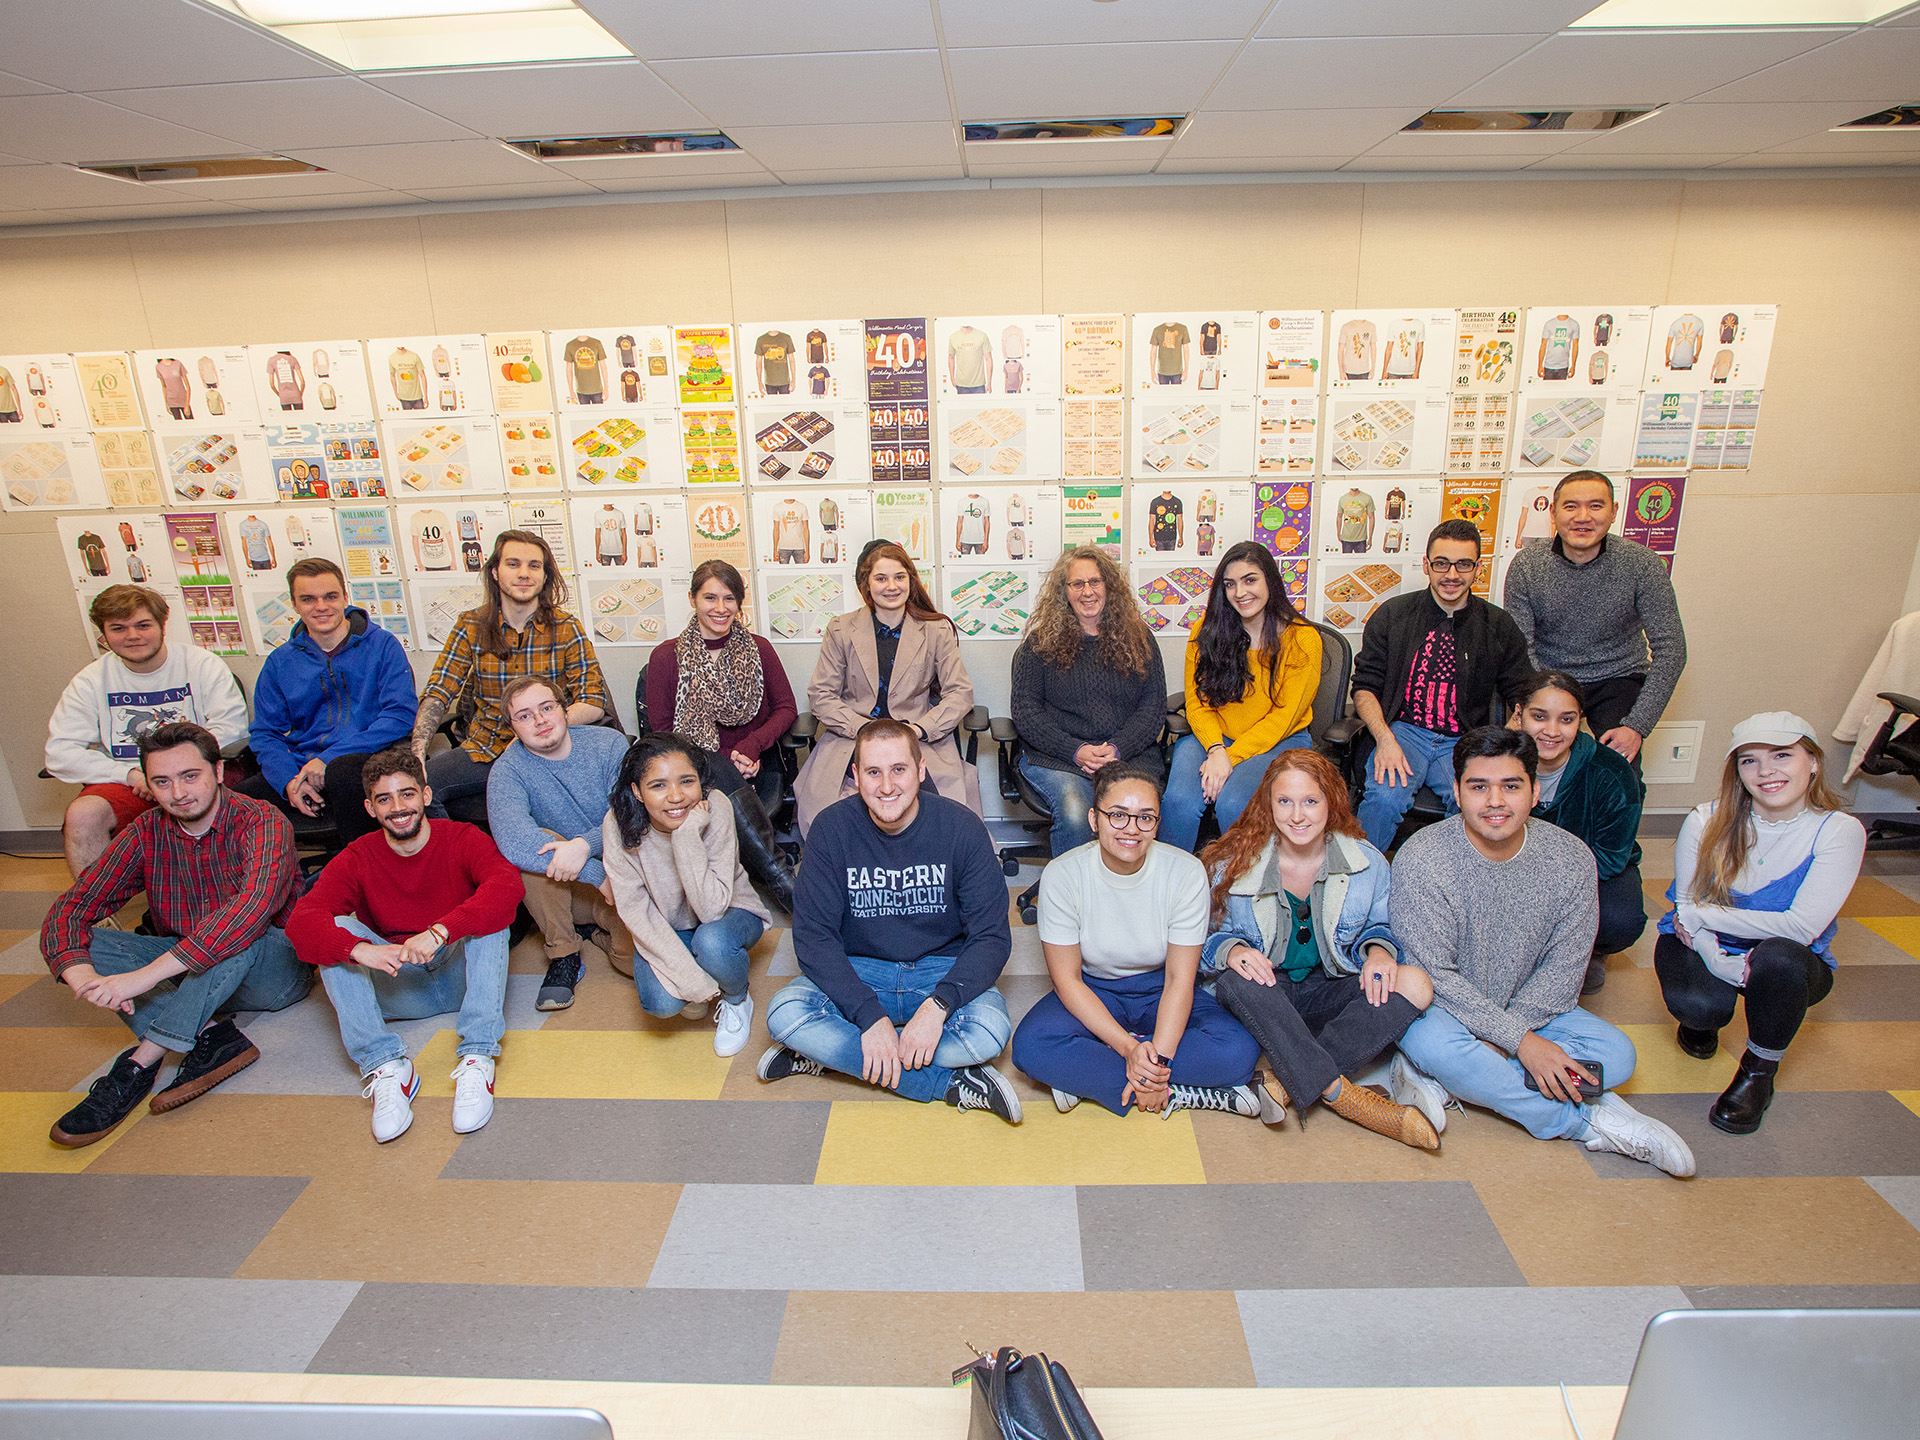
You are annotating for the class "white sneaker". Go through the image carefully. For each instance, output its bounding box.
[1582,1091,1695,1178]
[713,993,754,1057]
[363,1057,419,1144]
[1389,1053,1450,1136]
[680,1000,711,1021]
[1051,1087,1081,1113]
[450,1055,496,1134]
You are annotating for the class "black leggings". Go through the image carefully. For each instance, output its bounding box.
[1654,933,1833,1058]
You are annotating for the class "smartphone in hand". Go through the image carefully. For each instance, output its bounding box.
[1524,1062,1604,1103]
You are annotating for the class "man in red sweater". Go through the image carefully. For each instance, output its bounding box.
[287,747,523,1143]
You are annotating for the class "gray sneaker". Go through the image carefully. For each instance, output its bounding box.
[1582,1092,1696,1178]
[1389,1052,1450,1136]
[755,1044,824,1083]
[1162,1082,1261,1120]
[1051,1087,1081,1114]
[946,1064,1023,1124]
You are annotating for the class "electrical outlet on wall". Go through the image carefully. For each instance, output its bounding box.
[1642,721,1705,785]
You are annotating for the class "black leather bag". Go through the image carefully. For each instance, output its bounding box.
[953,1346,1105,1440]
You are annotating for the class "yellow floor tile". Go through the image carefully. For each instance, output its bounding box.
[0,858,74,891]
[1615,1020,1920,1094]
[1839,878,1920,918]
[813,1096,1207,1186]
[1614,1023,1745,1094]
[411,1027,733,1100]
[0,1027,137,1091]
[1857,916,1920,959]
[0,975,40,1004]
[1894,1090,1920,1121]
[0,1093,145,1173]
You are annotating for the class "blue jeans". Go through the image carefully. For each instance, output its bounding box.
[1017,755,1095,857]
[632,907,764,1017]
[319,916,510,1075]
[1357,721,1460,852]
[956,384,987,395]
[1011,969,1260,1115]
[84,928,311,1054]
[1162,730,1309,853]
[1396,1003,1639,1140]
[766,953,1012,1103]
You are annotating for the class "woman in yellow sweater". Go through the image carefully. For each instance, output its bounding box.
[1164,541,1321,852]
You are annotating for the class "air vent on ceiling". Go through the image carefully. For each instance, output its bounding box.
[1832,105,1920,130]
[81,156,325,183]
[1403,109,1659,134]
[963,117,1181,144]
[508,133,739,161]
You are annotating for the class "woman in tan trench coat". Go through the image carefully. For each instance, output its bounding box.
[793,541,984,835]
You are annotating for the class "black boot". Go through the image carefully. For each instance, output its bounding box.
[731,785,796,915]
[1676,1024,1720,1060]
[51,1046,159,1147]
[1581,948,1608,995]
[1709,1051,1777,1135]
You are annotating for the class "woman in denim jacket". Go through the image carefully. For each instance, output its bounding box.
[1203,749,1439,1150]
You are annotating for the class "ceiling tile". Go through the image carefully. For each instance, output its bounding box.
[1526,152,1745,169]
[1169,108,1421,159]
[964,139,1174,166]
[2,0,335,91]
[227,191,425,212]
[1694,28,1920,104]
[0,210,85,227]
[1449,30,1839,107]
[968,155,1164,178]
[1563,100,1870,153]
[771,165,966,183]
[1763,127,1920,154]
[1341,153,1540,170]
[728,122,960,170]
[373,61,706,137]
[947,41,1238,120]
[582,0,937,58]
[0,162,236,208]
[1209,35,1544,111]
[403,180,604,202]
[1260,0,1595,37]
[584,171,778,192]
[99,78,477,151]
[0,68,56,98]
[148,172,399,201]
[0,94,244,164]
[649,51,950,126]
[1716,151,1920,167]
[1357,128,1593,156]
[559,150,771,180]
[1877,2,1920,21]
[938,0,1272,47]
[56,198,257,220]
[1156,155,1357,173]
[284,139,558,188]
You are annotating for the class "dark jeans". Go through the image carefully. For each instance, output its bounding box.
[1654,933,1833,1060]
[1215,965,1419,1109]
[1597,864,1648,955]
[427,746,493,828]
[1583,673,1648,775]
[703,746,783,814]
[237,754,380,845]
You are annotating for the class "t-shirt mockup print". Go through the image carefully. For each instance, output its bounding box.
[265,352,304,407]
[413,509,454,570]
[1385,487,1405,521]
[389,349,426,404]
[756,331,797,390]
[77,531,108,577]
[1338,320,1375,379]
[616,334,637,367]
[1668,315,1704,370]
[597,510,625,557]
[1540,316,1578,374]
[818,497,840,529]
[1337,489,1375,542]
[956,496,988,547]
[239,517,273,568]
[620,369,641,403]
[949,328,992,390]
[1150,322,1190,377]
[1594,314,1613,346]
[1710,349,1734,383]
[1383,320,1425,379]
[1196,489,1217,522]
[807,329,828,363]
[634,503,653,534]
[772,501,809,555]
[567,336,607,398]
[0,368,16,414]
[1719,314,1738,344]
[809,366,830,396]
[155,358,191,408]
[1199,321,1223,356]
[1149,493,1182,549]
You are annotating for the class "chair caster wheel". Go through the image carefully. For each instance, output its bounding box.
[1019,903,1037,926]
[1002,857,1020,877]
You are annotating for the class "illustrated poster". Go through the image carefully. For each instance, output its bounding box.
[1130,481,1251,565]
[162,511,245,655]
[247,340,377,421]
[1446,391,1513,475]
[497,415,563,491]
[73,353,145,430]
[383,415,508,495]
[939,485,1063,566]
[1062,398,1126,479]
[1323,395,1448,475]
[1256,311,1325,392]
[1452,307,1521,391]
[365,334,489,417]
[1061,315,1125,397]
[1439,475,1503,596]
[265,421,388,500]
[941,399,1062,480]
[1134,396,1255,477]
[0,433,108,511]
[1632,392,1699,471]
[1059,483,1124,555]
[869,486,933,562]
[485,330,555,414]
[1131,311,1259,395]
[1520,306,1651,397]
[1645,305,1775,393]
[674,325,737,405]
[1253,479,1313,560]
[680,408,744,486]
[548,327,674,409]
[1326,310,1456,394]
[934,314,1062,398]
[0,352,86,430]
[507,498,576,572]
[865,316,931,485]
[1623,472,1687,570]
[334,504,412,645]
[563,407,681,490]
[739,318,863,404]
[744,401,867,487]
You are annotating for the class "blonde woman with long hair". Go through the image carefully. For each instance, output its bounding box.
[1657,712,1865,1135]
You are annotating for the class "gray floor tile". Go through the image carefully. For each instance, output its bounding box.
[0,1275,360,1372]
[1237,1285,1689,1386]
[1002,923,1048,976]
[1815,965,1920,1021]
[1877,875,1920,902]
[1829,919,1920,967]
[999,974,1055,1031]
[1078,1184,1525,1291]
[1862,852,1920,876]
[764,927,798,978]
[1683,1283,1920,1309]
[0,975,127,1026]
[305,1282,786,1382]
[1867,1175,1920,1231]
[649,1184,1084,1292]
[0,1175,309,1278]
[0,932,49,975]
[1581,1093,1920,1180]
[441,1099,831,1184]
[0,893,56,929]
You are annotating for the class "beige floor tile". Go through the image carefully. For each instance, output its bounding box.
[0,1027,137,1091]
[86,1093,462,1182]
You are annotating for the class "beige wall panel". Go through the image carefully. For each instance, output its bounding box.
[0,233,152,352]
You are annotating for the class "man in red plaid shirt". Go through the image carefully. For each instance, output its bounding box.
[40,722,312,1147]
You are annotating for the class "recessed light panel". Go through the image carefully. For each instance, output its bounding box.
[1403,109,1659,133]
[1832,105,1920,129]
[962,118,1181,143]
[212,0,631,70]
[1572,0,1908,25]
[509,133,740,160]
[81,156,325,183]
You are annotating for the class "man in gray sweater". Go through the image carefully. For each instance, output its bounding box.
[1386,727,1694,1177]
[1501,471,1685,767]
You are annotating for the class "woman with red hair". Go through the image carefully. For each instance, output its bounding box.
[1200,749,1440,1149]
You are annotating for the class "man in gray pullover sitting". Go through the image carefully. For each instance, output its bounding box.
[1385,727,1695,1178]
[1501,470,1685,769]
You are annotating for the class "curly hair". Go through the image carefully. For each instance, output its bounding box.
[1191,541,1306,710]
[1021,546,1155,676]
[1198,749,1361,923]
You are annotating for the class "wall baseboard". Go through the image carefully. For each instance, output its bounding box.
[0,830,63,856]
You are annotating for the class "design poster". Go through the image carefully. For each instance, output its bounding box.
[507,498,576,572]
[0,352,86,430]
[739,318,863,403]
[564,408,681,490]
[1134,397,1255,476]
[1061,315,1125,396]
[133,347,259,427]
[1515,393,1637,473]
[1633,393,1699,471]
[754,489,874,642]
[1440,475,1503,596]
[1623,473,1686,570]
[394,499,511,580]
[939,485,1062,566]
[59,512,174,593]
[334,504,411,645]
[674,325,737,405]
[485,331,554,414]
[410,576,487,652]
[74,353,145,430]
[94,429,165,507]
[572,492,689,647]
[1452,308,1520,391]
[247,340,376,421]
[1131,312,1259,396]
[744,401,866,486]
[865,316,930,485]
[1446,392,1513,474]
[384,416,508,495]
[1499,478,1626,555]
[1645,305,1775,393]
[1520,307,1651,397]
[1327,310,1456,394]
[366,334,488,417]
[1315,557,1408,635]
[155,425,273,504]
[0,434,108,511]
[224,507,346,651]
[934,315,1062,399]
[1059,483,1124,555]
[1130,481,1250,565]
[944,566,1036,639]
[498,415,562,491]
[1253,480,1312,560]
[1062,398,1126,479]
[942,399,1062,480]
[686,492,752,618]
[1132,562,1216,636]
[870,487,933,562]
[680,409,744,486]
[1256,396,1319,475]
[1324,395,1448,475]
[548,327,674,409]
[1690,388,1761,471]
[266,421,388,500]
[162,511,245,655]
[1316,476,1440,563]
[1257,311,1325,392]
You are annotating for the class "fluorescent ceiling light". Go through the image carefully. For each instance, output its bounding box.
[82,156,325,183]
[1572,0,1908,25]
[962,118,1180,144]
[1404,108,1658,133]
[1832,104,1920,128]
[213,0,630,70]
[510,133,739,160]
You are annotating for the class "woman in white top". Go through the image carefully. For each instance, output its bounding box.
[1009,765,1264,1119]
[1657,711,1866,1135]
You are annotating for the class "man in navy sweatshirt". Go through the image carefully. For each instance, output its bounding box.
[761,718,1021,1122]
[239,558,418,847]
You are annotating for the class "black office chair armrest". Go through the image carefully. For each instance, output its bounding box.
[963,705,990,731]
[989,716,1018,742]
[1879,692,1920,718]
[1321,715,1364,748]
[1164,711,1192,738]
[788,713,818,740]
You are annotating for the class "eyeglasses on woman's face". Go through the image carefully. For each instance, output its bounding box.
[1095,806,1159,831]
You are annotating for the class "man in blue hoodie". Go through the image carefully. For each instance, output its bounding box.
[238,558,418,846]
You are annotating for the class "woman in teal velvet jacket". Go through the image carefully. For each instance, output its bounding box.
[1511,669,1646,995]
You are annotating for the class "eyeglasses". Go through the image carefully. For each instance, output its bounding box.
[1066,579,1106,593]
[1426,557,1481,574]
[1096,807,1159,831]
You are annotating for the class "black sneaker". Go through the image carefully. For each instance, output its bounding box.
[536,954,584,1012]
[945,1064,1023,1124]
[50,1047,158,1147]
[755,1044,825,1082]
[150,1018,260,1113]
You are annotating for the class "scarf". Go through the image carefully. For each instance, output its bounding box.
[672,619,764,752]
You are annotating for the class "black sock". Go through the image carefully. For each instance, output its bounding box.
[1741,1049,1780,1075]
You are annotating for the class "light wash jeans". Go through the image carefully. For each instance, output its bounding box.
[83,927,310,1053]
[1357,721,1460,852]
[766,953,1012,1103]
[1396,1003,1640,1140]
[319,915,509,1075]
[1162,730,1309,853]
[632,907,764,1017]
[1017,754,1095,857]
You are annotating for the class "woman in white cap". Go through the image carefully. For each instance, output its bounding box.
[1655,712,1865,1134]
